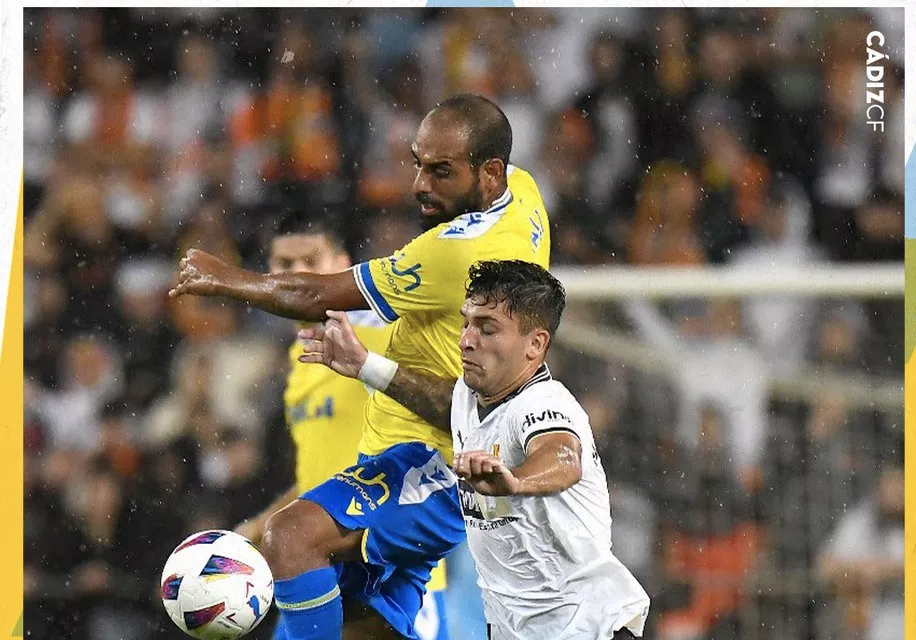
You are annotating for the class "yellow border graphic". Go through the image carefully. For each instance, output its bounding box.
[907,239,914,640]
[2,184,23,636]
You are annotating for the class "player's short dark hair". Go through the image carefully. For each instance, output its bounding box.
[432,94,512,168]
[272,210,346,253]
[465,260,566,336]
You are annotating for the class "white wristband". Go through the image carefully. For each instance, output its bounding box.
[358,352,399,391]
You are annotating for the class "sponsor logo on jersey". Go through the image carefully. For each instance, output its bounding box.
[466,517,520,531]
[458,480,518,529]
[458,480,486,519]
[334,467,391,511]
[522,409,572,429]
[389,254,422,292]
[378,252,422,296]
[346,498,365,516]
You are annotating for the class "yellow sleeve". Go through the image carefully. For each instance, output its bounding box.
[352,231,465,323]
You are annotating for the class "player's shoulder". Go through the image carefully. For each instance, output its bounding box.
[506,164,538,191]
[507,164,546,205]
[509,368,584,420]
[511,365,576,403]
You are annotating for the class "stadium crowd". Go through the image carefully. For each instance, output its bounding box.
[23,7,903,640]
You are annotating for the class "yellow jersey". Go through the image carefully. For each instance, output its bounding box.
[353,165,551,459]
[284,311,390,493]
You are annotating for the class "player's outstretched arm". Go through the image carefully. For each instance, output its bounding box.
[168,249,367,321]
[456,432,582,497]
[299,310,456,432]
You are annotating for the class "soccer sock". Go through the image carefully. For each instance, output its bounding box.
[273,566,343,640]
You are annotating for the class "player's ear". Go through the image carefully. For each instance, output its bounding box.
[481,158,505,186]
[527,328,550,360]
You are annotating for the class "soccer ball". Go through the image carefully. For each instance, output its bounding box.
[160,530,274,639]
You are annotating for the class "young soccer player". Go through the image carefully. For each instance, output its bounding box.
[299,260,651,639]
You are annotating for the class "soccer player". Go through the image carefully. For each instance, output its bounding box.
[234,214,449,640]
[169,94,552,640]
[297,260,651,639]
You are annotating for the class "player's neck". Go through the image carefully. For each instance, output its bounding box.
[478,360,545,407]
[482,183,509,211]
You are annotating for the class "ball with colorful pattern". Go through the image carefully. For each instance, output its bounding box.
[160,530,274,639]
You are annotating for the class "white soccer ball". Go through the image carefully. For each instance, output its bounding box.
[160,530,274,639]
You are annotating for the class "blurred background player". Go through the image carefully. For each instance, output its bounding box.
[236,212,450,640]
[170,94,551,640]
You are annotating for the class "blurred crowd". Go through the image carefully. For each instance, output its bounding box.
[23,7,903,640]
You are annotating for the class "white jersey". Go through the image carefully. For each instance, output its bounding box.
[451,365,650,639]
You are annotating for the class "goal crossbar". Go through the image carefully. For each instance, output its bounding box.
[552,264,904,300]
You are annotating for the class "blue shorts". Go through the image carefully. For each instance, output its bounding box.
[302,442,465,639]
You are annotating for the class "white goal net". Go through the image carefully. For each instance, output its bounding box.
[548,264,903,640]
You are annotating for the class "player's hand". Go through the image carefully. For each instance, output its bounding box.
[454,451,521,496]
[298,310,368,379]
[169,249,235,298]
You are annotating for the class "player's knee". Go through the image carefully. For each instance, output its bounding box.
[262,500,328,579]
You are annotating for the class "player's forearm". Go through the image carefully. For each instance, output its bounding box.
[383,367,455,433]
[261,485,302,522]
[242,485,301,542]
[511,442,582,496]
[218,271,331,321]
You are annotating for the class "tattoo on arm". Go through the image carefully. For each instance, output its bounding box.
[383,368,455,433]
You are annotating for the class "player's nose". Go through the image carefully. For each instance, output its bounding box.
[413,168,431,196]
